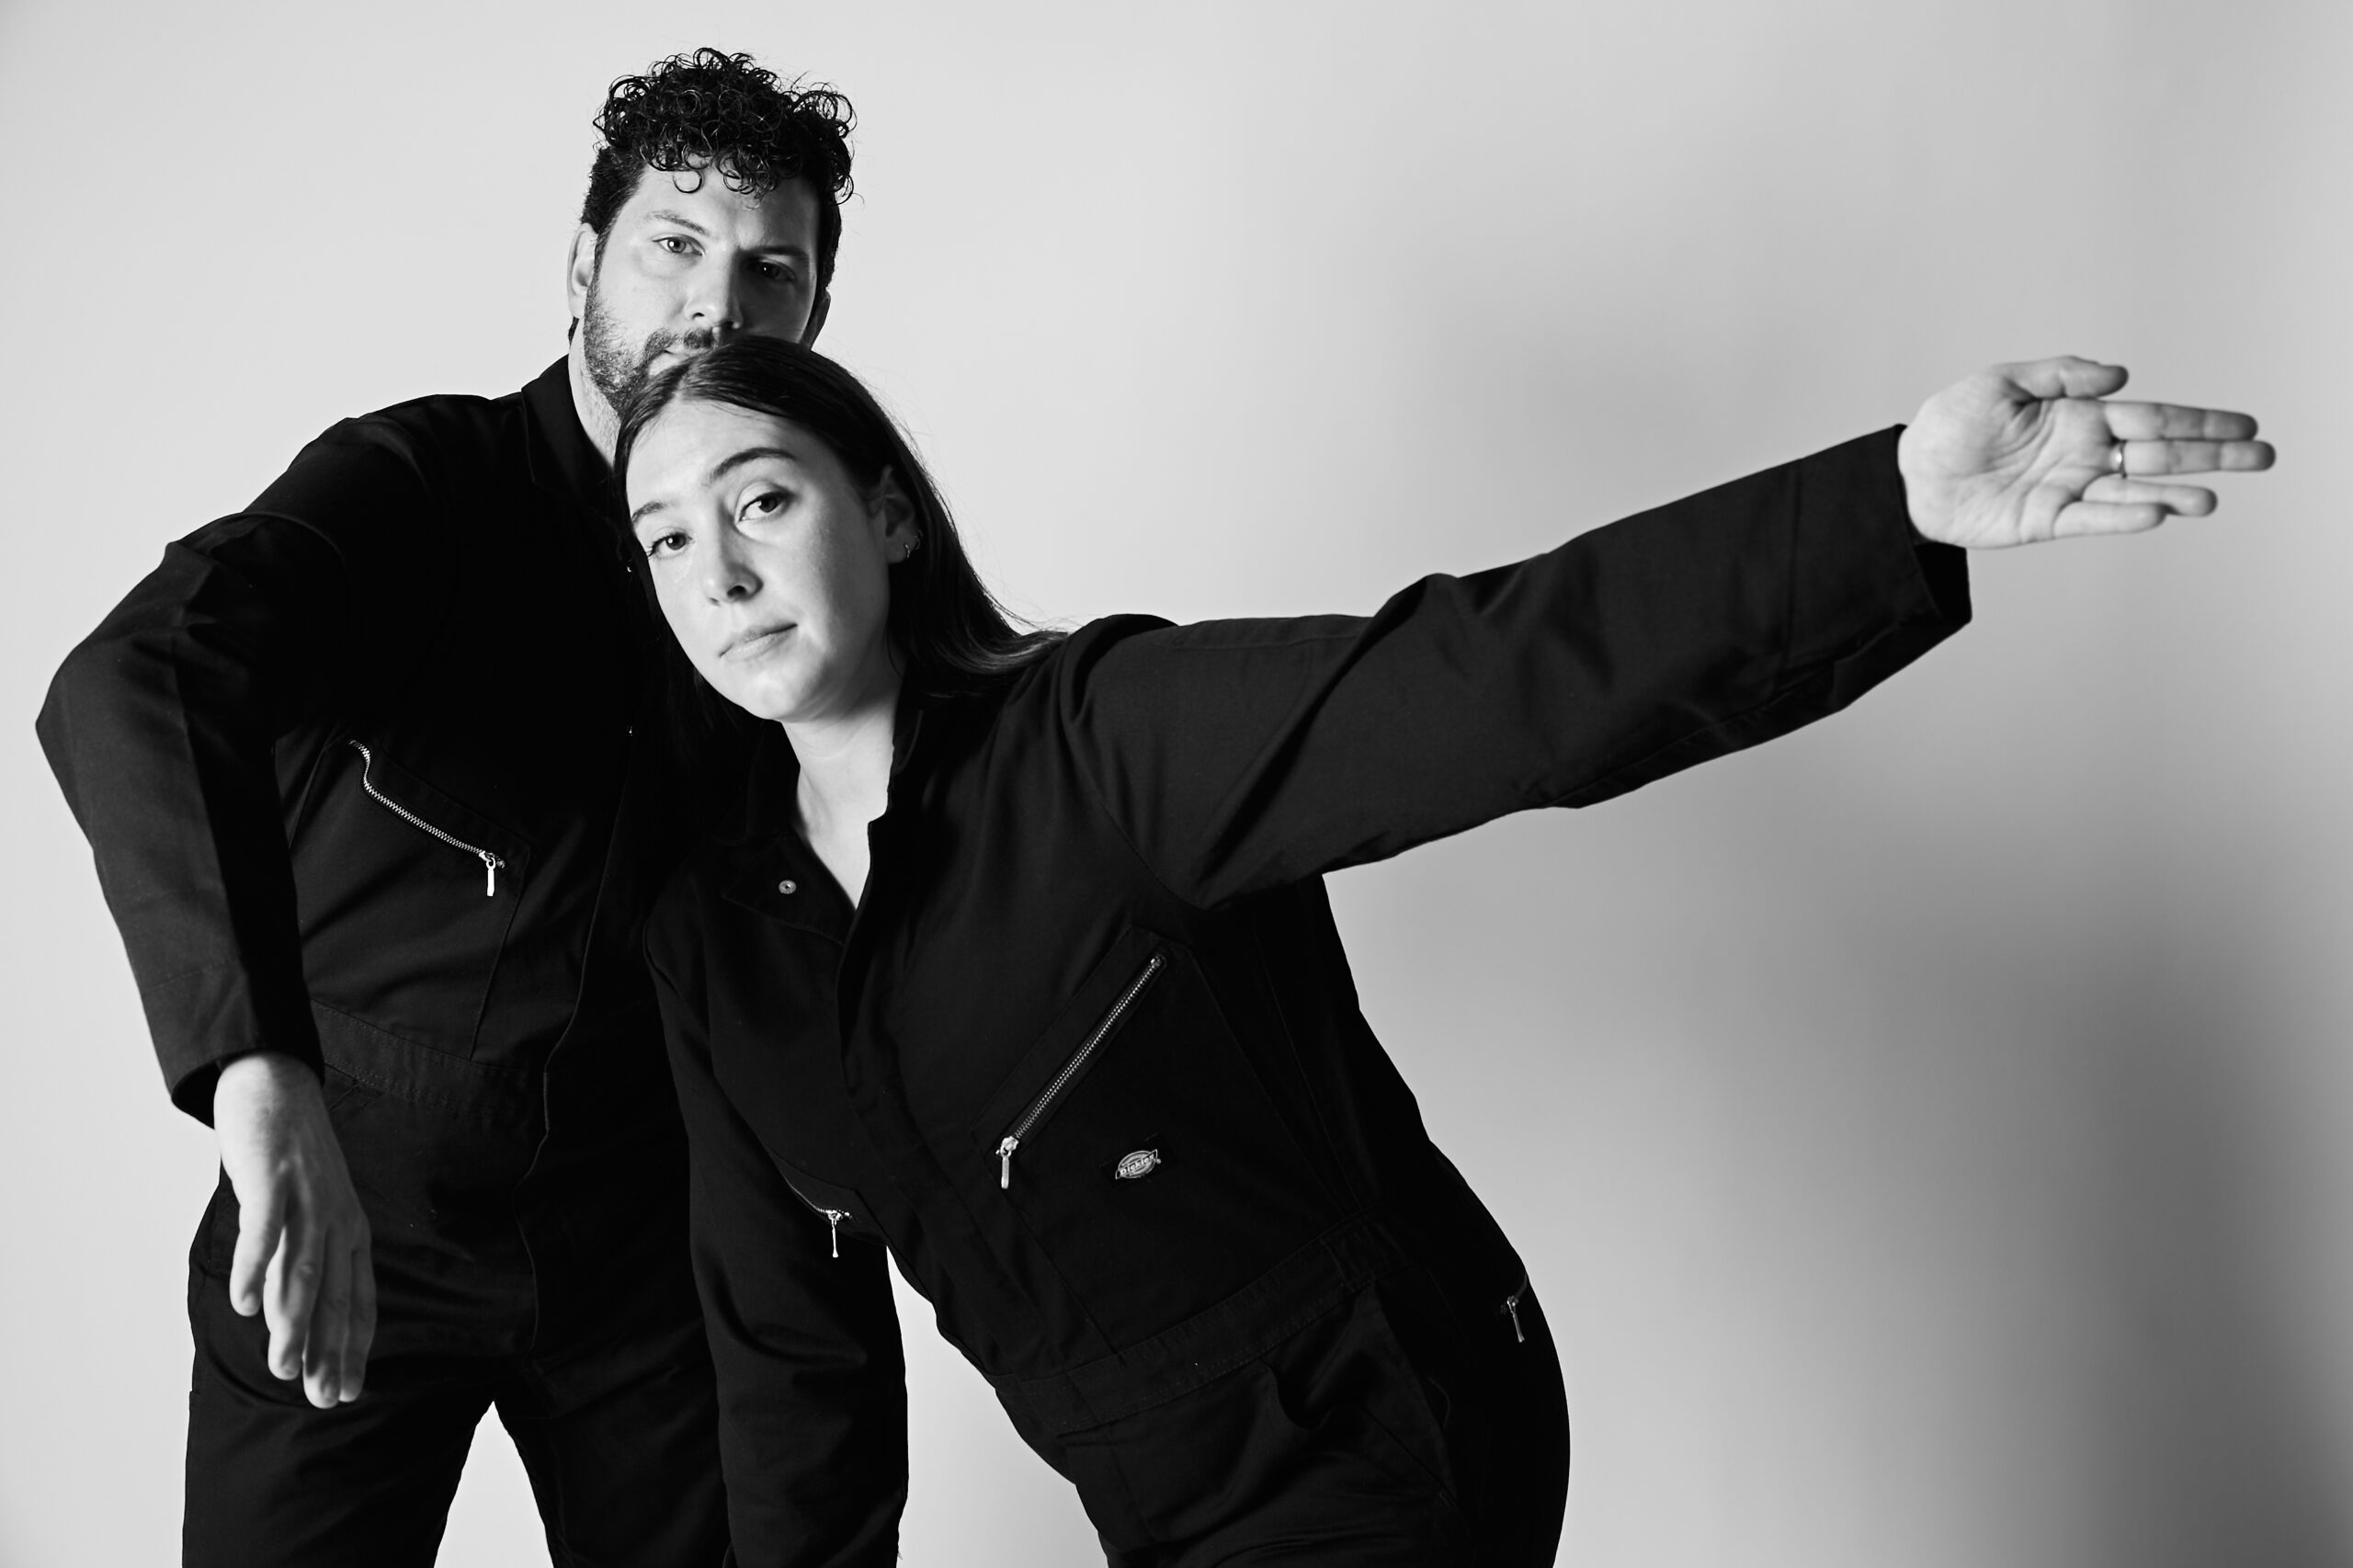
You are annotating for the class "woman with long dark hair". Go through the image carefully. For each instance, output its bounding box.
[615,335,2266,1565]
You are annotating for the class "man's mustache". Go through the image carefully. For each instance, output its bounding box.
[641,326,721,366]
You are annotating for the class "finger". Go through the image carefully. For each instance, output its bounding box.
[227,1180,286,1319]
[2122,438,2278,476]
[303,1240,351,1409]
[2105,402,2260,442]
[265,1198,324,1382]
[2006,356,2129,401]
[2085,475,2218,516]
[259,1233,296,1381]
[2051,499,2169,539]
[342,1233,377,1403]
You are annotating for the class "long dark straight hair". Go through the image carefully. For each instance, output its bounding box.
[613,336,1063,764]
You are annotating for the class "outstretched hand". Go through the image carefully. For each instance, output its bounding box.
[214,1051,376,1408]
[1897,358,2274,549]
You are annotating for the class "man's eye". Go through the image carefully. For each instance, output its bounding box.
[755,261,796,284]
[654,236,696,256]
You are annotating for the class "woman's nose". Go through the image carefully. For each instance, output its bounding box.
[699,537,759,602]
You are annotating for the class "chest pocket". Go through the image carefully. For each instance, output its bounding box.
[972,927,1342,1343]
[294,738,533,1058]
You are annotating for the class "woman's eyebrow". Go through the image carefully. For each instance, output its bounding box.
[705,446,802,484]
[630,446,803,526]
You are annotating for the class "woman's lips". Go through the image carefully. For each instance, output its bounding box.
[723,623,796,659]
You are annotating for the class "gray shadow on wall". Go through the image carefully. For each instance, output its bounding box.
[2031,932,2347,1566]
[1816,778,2353,1568]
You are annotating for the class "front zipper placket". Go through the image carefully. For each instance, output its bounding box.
[348,741,507,896]
[995,951,1165,1190]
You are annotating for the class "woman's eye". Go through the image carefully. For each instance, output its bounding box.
[642,530,688,559]
[743,490,790,521]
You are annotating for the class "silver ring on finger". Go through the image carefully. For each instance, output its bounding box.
[2110,440,2129,477]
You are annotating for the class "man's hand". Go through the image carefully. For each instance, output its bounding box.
[213,1051,376,1408]
[1898,357,2275,549]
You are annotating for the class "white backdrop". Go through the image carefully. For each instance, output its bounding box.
[1,2,2346,1564]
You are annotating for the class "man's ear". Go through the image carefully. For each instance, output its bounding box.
[565,223,600,321]
[801,289,832,348]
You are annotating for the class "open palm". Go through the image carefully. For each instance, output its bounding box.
[1897,358,2273,549]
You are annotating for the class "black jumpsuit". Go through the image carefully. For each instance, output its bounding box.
[38,361,729,1566]
[644,427,1972,1565]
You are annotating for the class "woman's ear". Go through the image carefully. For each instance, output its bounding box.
[870,468,920,559]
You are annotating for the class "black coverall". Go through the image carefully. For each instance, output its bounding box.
[38,361,728,1567]
[644,428,1972,1565]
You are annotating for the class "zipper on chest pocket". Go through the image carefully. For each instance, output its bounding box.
[784,1180,853,1259]
[995,951,1165,1191]
[348,741,507,896]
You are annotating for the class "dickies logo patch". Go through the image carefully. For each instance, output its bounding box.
[1112,1148,1161,1181]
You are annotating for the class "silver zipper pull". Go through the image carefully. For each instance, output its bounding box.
[824,1210,845,1259]
[1501,1286,1527,1345]
[479,852,499,897]
[995,1136,1019,1189]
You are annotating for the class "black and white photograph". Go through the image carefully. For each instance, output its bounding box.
[0,2,2341,1564]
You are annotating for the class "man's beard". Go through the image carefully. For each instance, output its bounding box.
[580,285,718,416]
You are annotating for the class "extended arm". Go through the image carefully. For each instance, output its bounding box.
[1060,358,2270,908]
[1063,425,1957,906]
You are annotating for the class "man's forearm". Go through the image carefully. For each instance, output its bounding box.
[38,518,347,1119]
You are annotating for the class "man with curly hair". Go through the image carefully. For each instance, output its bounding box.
[38,49,860,1567]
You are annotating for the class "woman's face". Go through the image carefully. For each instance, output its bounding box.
[627,399,914,725]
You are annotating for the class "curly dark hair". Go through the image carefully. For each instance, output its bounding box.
[580,49,856,292]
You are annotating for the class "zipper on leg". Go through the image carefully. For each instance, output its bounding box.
[1500,1274,1529,1345]
[783,1179,853,1260]
[996,951,1165,1191]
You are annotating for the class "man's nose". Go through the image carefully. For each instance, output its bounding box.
[688,261,745,342]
